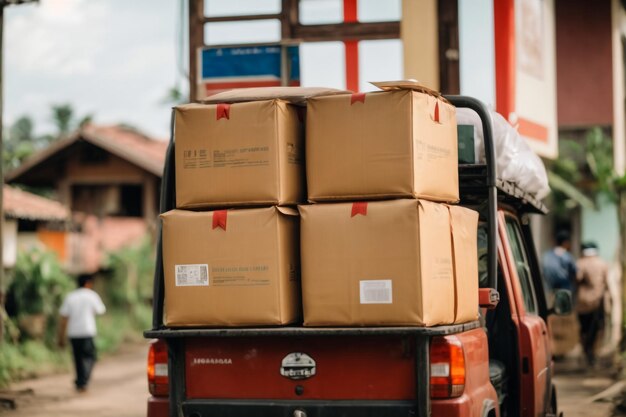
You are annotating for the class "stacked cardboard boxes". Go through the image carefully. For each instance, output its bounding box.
[160,83,480,328]
[301,83,479,326]
[162,97,306,327]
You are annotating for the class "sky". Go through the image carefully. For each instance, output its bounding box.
[5,0,180,139]
[5,0,401,139]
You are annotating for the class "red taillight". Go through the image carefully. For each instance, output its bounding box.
[147,339,169,397]
[429,335,466,398]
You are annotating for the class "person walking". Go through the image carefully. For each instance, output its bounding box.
[576,242,608,367]
[542,230,577,294]
[58,274,106,392]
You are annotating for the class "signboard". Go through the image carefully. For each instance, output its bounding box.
[513,0,558,159]
[458,0,558,159]
[197,45,300,100]
[493,0,558,159]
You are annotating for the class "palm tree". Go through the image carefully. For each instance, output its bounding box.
[50,104,93,138]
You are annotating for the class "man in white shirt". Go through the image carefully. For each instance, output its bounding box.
[58,274,106,392]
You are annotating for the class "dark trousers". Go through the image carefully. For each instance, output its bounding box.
[578,307,604,365]
[70,337,97,389]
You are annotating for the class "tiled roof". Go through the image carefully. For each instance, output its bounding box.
[81,125,168,176]
[6,124,169,182]
[4,185,69,221]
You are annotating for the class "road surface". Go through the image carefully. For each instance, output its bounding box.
[1,343,148,417]
[1,341,623,417]
[554,356,624,417]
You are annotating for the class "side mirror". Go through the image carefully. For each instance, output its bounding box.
[550,289,573,316]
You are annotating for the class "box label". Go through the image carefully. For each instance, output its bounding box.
[182,147,270,169]
[211,261,272,287]
[175,264,209,286]
[414,140,453,162]
[359,280,393,304]
[182,149,211,169]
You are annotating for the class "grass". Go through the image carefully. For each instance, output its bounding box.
[0,340,71,387]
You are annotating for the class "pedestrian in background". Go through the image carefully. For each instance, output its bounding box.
[58,274,106,392]
[542,230,577,294]
[576,242,608,367]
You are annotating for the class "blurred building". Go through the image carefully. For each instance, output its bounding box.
[554,0,625,261]
[6,124,168,273]
[3,185,70,269]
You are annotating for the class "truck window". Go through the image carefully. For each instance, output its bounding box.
[505,216,538,315]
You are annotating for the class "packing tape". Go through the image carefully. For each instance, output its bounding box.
[351,202,368,217]
[216,103,231,120]
[212,210,228,230]
[350,93,366,105]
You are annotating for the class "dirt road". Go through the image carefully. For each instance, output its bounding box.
[2,343,148,417]
[554,356,624,417]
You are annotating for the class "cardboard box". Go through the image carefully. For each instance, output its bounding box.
[306,86,459,203]
[174,99,304,209]
[449,205,479,323]
[300,199,456,326]
[203,86,350,105]
[161,207,300,327]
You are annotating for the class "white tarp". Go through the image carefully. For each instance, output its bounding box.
[457,107,550,199]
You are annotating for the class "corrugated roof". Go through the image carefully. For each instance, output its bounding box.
[4,186,69,221]
[6,124,169,182]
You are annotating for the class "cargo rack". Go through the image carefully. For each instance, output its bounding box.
[459,164,547,215]
[144,96,539,417]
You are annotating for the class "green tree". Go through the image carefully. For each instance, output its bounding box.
[42,103,92,143]
[51,104,73,136]
[3,116,37,172]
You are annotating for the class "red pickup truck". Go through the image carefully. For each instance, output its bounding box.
[144,96,572,417]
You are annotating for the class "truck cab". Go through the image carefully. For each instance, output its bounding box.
[145,96,572,417]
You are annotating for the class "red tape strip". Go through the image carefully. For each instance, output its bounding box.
[212,210,228,230]
[216,103,231,120]
[434,101,440,123]
[351,202,368,217]
[350,93,366,105]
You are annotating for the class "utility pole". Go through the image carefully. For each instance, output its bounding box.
[0,0,38,344]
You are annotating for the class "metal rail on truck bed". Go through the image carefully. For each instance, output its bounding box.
[145,96,500,417]
[144,321,481,339]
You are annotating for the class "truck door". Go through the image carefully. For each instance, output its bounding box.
[501,214,550,417]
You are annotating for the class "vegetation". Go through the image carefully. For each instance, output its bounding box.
[9,248,73,318]
[0,249,73,386]
[104,236,155,314]
[0,237,155,387]
[3,104,92,173]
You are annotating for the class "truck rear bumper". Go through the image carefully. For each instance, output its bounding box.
[147,396,169,417]
[182,399,416,416]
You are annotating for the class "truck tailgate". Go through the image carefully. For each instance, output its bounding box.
[185,335,416,400]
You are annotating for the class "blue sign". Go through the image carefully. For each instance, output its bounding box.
[200,45,300,84]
